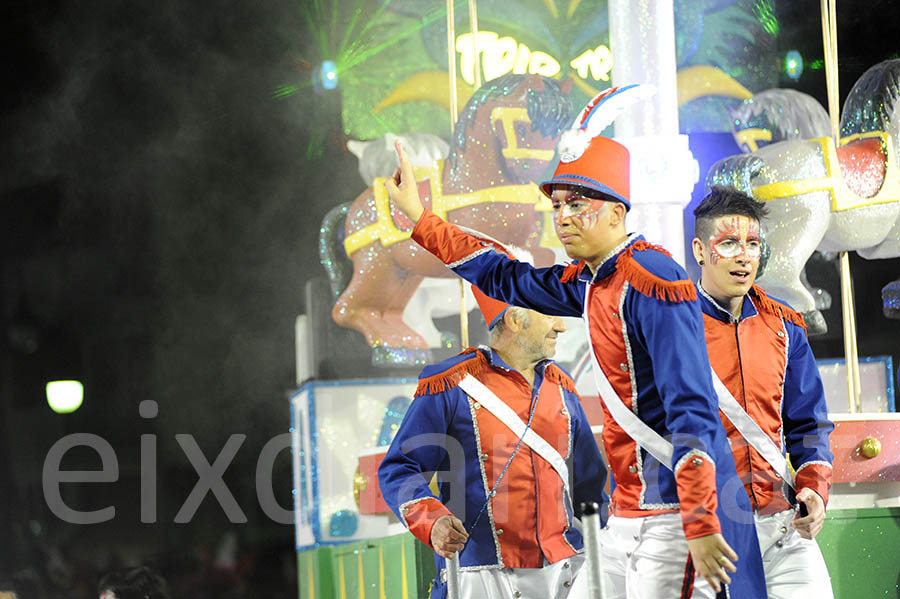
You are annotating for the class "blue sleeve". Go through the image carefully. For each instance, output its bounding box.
[452,251,585,318]
[410,209,584,316]
[568,392,609,523]
[627,286,722,466]
[782,322,834,467]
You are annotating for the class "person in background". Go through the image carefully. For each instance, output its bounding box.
[98,566,169,599]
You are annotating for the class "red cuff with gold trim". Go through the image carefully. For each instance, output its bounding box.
[795,463,833,506]
[674,454,721,540]
[400,497,453,549]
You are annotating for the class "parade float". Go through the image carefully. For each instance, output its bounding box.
[290,1,900,597]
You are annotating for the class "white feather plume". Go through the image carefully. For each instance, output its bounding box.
[557,84,657,163]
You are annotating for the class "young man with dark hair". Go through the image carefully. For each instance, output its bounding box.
[691,185,835,598]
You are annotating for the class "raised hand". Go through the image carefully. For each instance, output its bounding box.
[383,140,425,223]
[686,532,738,593]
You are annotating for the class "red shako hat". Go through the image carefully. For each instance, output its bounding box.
[471,284,509,330]
[540,84,655,211]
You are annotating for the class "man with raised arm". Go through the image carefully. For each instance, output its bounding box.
[378,286,608,599]
[383,86,767,598]
[691,186,834,598]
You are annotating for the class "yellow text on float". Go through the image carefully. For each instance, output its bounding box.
[456,32,559,85]
[569,45,614,82]
[457,32,614,86]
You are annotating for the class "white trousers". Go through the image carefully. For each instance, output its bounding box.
[455,554,583,599]
[568,510,835,599]
[755,509,833,599]
[569,513,716,599]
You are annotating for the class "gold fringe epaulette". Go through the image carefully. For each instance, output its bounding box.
[559,260,584,283]
[544,363,576,393]
[414,349,488,397]
[615,241,697,303]
[751,285,808,333]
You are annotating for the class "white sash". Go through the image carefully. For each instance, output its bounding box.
[710,370,795,489]
[457,374,571,495]
[582,286,675,469]
[581,283,796,487]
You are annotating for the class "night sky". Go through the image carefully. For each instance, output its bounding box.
[1,1,899,597]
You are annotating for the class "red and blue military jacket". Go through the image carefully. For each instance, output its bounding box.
[378,348,608,595]
[699,283,834,514]
[408,209,767,598]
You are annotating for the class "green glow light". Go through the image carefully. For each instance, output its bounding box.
[339,4,445,73]
[46,380,84,414]
[754,0,779,36]
[273,84,300,99]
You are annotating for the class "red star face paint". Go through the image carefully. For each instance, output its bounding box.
[708,216,761,265]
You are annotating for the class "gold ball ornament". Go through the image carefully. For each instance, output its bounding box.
[859,437,882,459]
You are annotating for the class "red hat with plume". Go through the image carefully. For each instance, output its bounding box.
[539,83,655,211]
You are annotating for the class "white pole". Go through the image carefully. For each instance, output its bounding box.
[446,553,461,599]
[582,501,605,599]
[608,0,697,266]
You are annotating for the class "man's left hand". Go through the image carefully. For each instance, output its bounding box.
[792,487,826,539]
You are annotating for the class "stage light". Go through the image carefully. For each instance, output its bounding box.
[316,60,338,91]
[785,50,803,80]
[46,380,84,414]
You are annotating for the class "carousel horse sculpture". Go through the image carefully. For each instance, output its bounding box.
[710,58,900,331]
[322,73,573,357]
[729,87,836,323]
[730,88,832,153]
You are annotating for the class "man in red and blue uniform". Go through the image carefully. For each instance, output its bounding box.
[383,85,767,598]
[691,186,834,598]
[378,287,608,599]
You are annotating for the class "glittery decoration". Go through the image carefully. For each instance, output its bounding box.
[329,508,358,537]
[319,202,350,300]
[372,346,431,366]
[440,332,458,349]
[706,59,900,334]
[830,417,900,483]
[301,381,418,543]
[883,279,900,319]
[730,89,831,153]
[327,74,570,361]
[377,396,412,446]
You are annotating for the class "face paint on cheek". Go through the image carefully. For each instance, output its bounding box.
[746,220,762,261]
[708,217,742,264]
[745,242,761,260]
[554,203,577,225]
[709,240,741,264]
[571,201,607,231]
